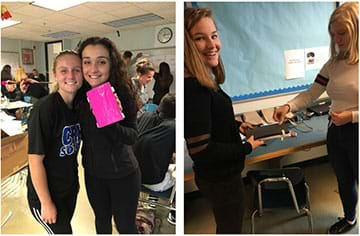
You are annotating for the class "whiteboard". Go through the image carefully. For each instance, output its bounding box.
[196,2,335,101]
[1,52,20,78]
[133,47,176,76]
[133,47,176,95]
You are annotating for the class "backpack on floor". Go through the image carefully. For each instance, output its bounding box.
[136,207,155,234]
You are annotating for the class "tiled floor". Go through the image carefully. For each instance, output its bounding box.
[2,155,358,234]
[1,155,175,234]
[185,158,359,234]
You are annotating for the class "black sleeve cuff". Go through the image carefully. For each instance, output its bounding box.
[235,120,242,130]
[243,142,252,155]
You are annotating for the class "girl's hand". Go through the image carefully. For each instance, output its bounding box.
[247,135,264,150]
[330,111,352,126]
[41,201,57,224]
[239,122,253,134]
[273,105,290,124]
[113,93,123,112]
[19,78,38,93]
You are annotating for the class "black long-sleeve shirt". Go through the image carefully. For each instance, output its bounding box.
[78,85,139,179]
[184,77,252,180]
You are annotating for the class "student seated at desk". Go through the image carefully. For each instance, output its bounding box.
[1,64,13,82]
[133,93,176,192]
[25,69,49,102]
[131,59,155,117]
[30,68,46,82]
[1,80,22,102]
[19,78,48,105]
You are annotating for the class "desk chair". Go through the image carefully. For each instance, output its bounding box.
[138,185,176,212]
[247,167,313,233]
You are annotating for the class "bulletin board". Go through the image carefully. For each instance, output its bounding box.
[195,2,336,102]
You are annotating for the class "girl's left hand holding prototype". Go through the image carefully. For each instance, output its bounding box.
[330,111,352,126]
[114,93,123,113]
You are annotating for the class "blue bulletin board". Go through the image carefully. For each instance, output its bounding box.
[195,2,336,102]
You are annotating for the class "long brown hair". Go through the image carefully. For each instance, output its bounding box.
[77,37,138,101]
[184,7,225,90]
[328,2,358,64]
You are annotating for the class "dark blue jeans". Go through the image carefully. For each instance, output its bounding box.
[195,172,245,234]
[327,122,358,221]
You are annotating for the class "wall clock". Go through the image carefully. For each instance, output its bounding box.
[157,27,173,44]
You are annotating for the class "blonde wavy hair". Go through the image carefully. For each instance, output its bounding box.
[328,2,358,64]
[184,7,225,90]
[135,58,155,75]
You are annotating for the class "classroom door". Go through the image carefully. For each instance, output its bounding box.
[45,41,62,93]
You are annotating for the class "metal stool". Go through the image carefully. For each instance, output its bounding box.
[138,185,176,211]
[247,167,313,233]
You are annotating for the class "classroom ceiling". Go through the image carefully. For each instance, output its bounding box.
[0,1,175,42]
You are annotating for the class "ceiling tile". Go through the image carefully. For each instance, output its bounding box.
[11,4,53,17]
[110,6,149,19]
[83,2,133,12]
[0,1,175,42]
[85,13,120,24]
[61,5,101,19]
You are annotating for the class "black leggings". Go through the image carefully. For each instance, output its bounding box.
[28,192,78,234]
[195,172,245,234]
[327,122,358,221]
[85,168,141,234]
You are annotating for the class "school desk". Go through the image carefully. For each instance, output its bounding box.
[1,132,28,180]
[184,115,328,182]
[1,107,30,180]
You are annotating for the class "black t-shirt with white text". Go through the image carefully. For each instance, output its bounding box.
[27,92,81,201]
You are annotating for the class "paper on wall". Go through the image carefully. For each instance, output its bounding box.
[284,49,305,80]
[305,46,330,71]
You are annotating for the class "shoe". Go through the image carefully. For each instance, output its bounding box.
[167,211,176,225]
[328,218,356,234]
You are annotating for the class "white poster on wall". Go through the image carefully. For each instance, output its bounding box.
[305,46,330,71]
[1,52,19,78]
[284,49,305,80]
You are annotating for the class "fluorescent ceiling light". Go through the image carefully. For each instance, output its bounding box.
[30,0,87,11]
[103,13,163,28]
[41,31,80,39]
[0,19,21,29]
